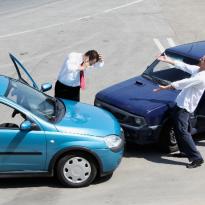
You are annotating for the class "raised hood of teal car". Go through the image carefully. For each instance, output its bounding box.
[55,100,121,136]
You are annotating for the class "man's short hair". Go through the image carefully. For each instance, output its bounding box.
[85,50,99,62]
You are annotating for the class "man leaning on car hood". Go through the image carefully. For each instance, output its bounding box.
[154,54,205,169]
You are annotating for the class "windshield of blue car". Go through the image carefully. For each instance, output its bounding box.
[142,53,199,85]
[5,79,65,123]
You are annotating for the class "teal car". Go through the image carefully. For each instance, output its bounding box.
[0,54,124,188]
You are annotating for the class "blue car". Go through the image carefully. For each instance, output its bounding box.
[95,41,205,153]
[0,54,124,188]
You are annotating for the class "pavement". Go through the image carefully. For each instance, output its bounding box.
[0,0,205,204]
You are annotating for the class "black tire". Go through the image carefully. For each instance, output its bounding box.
[56,152,97,188]
[100,173,113,181]
[158,123,178,153]
[95,172,113,183]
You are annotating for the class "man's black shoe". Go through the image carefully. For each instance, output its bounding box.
[171,152,188,158]
[186,159,204,169]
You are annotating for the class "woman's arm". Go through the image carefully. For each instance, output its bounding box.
[67,53,84,72]
[92,54,104,69]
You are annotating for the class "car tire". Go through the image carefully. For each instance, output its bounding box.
[56,152,97,188]
[95,172,113,184]
[101,173,113,181]
[158,123,178,153]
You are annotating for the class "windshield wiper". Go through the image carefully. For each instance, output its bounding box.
[142,73,152,81]
[151,76,168,85]
[142,73,168,85]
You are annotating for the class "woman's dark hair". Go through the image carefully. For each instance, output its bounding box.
[84,50,99,62]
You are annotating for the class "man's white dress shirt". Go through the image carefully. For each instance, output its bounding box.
[58,52,104,87]
[171,61,205,113]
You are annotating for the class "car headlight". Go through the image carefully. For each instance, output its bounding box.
[125,116,146,127]
[104,135,123,151]
[133,116,146,127]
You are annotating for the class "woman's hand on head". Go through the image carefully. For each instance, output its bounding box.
[98,54,103,62]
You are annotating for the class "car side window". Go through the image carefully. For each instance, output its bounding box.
[0,103,26,129]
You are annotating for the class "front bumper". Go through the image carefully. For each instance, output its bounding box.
[94,147,124,176]
[121,124,161,144]
[94,99,161,145]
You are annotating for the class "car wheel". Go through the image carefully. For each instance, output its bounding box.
[100,173,113,181]
[95,172,113,184]
[56,153,97,188]
[158,123,178,153]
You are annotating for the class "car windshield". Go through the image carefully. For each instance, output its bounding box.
[4,79,65,123]
[142,53,198,85]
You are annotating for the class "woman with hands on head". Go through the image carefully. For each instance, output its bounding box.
[55,50,104,102]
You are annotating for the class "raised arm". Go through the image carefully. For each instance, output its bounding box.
[158,54,199,75]
[174,61,200,75]
[153,75,204,92]
[171,75,204,90]
[92,54,104,69]
[157,55,175,66]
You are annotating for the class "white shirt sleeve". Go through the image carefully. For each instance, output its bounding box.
[92,60,104,69]
[174,61,200,75]
[67,52,82,72]
[171,75,204,90]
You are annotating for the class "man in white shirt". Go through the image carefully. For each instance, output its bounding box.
[154,54,205,168]
[55,50,104,101]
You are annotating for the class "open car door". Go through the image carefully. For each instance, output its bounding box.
[10,53,39,90]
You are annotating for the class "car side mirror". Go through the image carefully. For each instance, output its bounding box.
[41,83,52,92]
[20,120,32,131]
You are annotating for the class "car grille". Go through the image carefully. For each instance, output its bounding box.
[105,107,126,123]
[95,100,133,124]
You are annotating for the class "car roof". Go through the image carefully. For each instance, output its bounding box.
[0,75,9,96]
[165,40,205,60]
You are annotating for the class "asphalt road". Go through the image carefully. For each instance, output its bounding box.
[1,0,205,205]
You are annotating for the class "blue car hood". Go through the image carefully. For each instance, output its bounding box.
[55,100,120,136]
[96,76,179,116]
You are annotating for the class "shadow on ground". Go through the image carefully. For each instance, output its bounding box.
[0,177,61,189]
[124,134,205,167]
[124,143,187,166]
